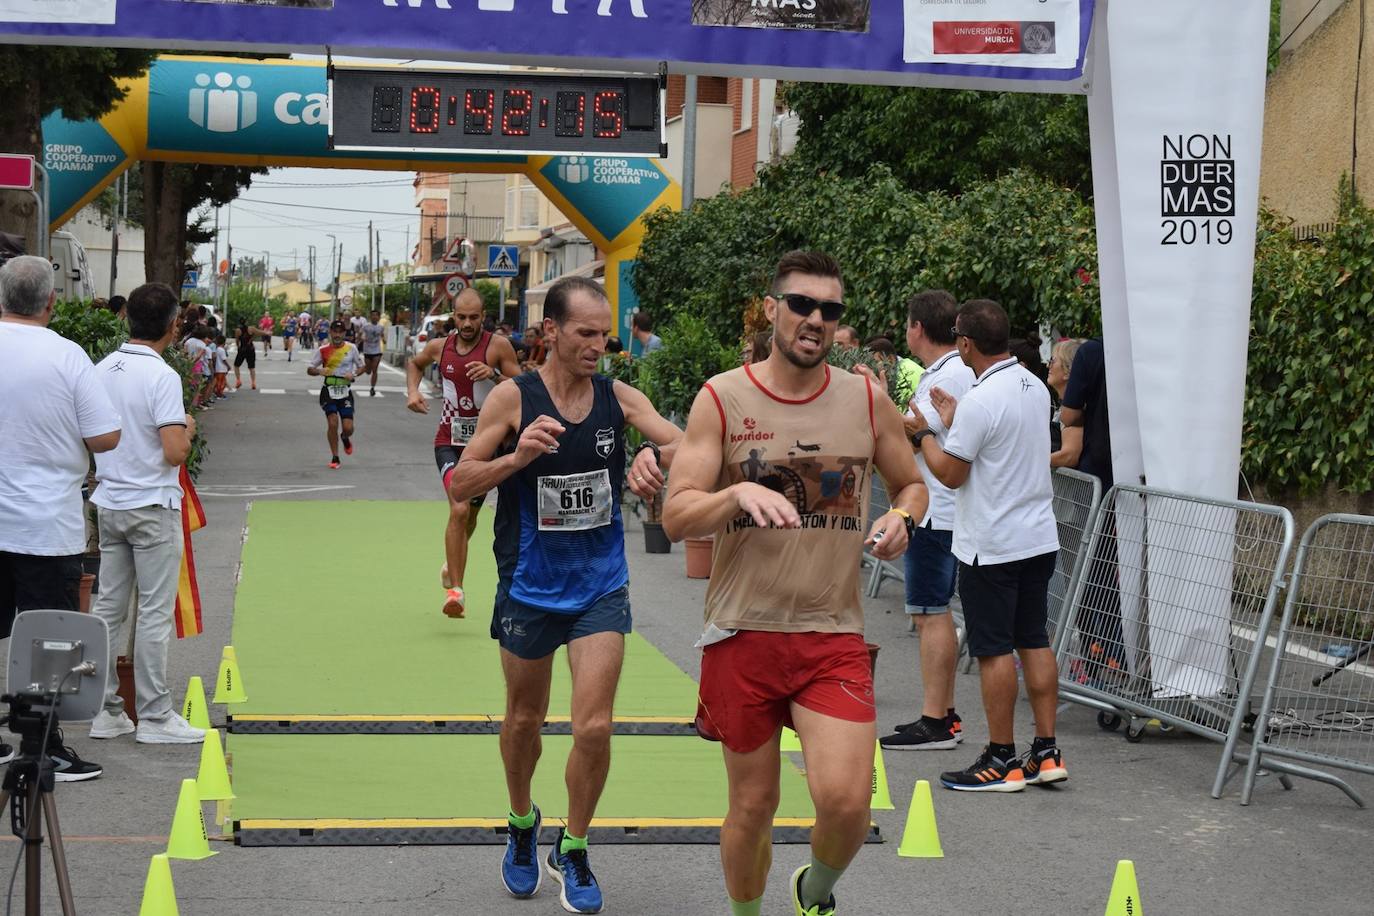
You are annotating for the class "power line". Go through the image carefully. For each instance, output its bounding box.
[236,197,495,220]
[253,178,418,188]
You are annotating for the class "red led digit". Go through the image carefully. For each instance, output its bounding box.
[464,89,494,135]
[593,90,623,139]
[502,89,533,136]
[409,86,440,134]
[447,95,458,127]
[555,91,585,138]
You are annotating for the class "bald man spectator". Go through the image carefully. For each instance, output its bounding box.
[0,255,120,781]
[834,325,860,350]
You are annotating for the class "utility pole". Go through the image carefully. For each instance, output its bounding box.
[211,206,219,305]
[375,227,381,314]
[308,244,316,314]
[333,244,343,321]
[220,203,232,315]
[107,172,122,299]
[367,219,374,313]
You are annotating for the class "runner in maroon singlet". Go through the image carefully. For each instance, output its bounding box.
[407,287,521,618]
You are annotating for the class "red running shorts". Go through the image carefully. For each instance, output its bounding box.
[695,630,875,754]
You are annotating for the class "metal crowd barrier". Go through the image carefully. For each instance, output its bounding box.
[865,476,905,598]
[1241,514,1374,807]
[1047,469,1104,653]
[1054,485,1295,799]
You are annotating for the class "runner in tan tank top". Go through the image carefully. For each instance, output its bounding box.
[664,251,928,916]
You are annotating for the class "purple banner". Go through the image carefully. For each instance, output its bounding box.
[0,0,1094,91]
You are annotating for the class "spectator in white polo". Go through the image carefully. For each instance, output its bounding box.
[881,289,976,753]
[0,254,121,781]
[909,298,1065,794]
[87,283,206,746]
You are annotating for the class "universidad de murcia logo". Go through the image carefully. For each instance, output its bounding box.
[383,0,648,18]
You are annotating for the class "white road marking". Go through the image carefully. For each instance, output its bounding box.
[258,389,286,394]
[1231,624,1374,680]
[199,485,357,498]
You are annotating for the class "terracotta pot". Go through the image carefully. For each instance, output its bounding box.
[116,657,138,724]
[77,573,96,613]
[866,642,880,677]
[685,536,714,579]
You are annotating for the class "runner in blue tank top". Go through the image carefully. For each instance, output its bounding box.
[451,277,682,914]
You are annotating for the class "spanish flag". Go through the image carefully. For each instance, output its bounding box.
[174,465,206,639]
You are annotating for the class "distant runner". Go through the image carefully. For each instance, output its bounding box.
[282,312,298,362]
[359,309,386,397]
[298,311,313,350]
[407,288,520,618]
[258,311,275,354]
[308,319,365,470]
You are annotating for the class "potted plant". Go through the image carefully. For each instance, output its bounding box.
[636,315,736,572]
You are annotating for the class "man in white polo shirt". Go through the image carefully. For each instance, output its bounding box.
[87,283,205,746]
[910,298,1065,793]
[0,255,121,781]
[882,289,977,753]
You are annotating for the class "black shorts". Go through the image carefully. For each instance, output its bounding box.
[0,552,82,640]
[234,347,256,369]
[319,388,355,418]
[957,551,1057,658]
[434,446,487,506]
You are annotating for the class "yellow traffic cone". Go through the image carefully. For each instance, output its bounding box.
[871,741,894,810]
[137,853,179,916]
[780,727,802,752]
[897,779,943,858]
[222,645,237,663]
[181,676,210,730]
[212,650,247,704]
[166,778,216,861]
[1104,860,1143,915]
[196,729,235,801]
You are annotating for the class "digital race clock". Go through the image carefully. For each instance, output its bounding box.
[329,66,665,158]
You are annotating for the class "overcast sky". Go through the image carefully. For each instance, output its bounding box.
[192,167,423,283]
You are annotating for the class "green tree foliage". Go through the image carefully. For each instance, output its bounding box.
[0,46,156,241]
[782,82,1092,196]
[633,160,1099,347]
[142,163,264,288]
[636,315,738,423]
[222,281,289,335]
[1245,181,1374,496]
[474,279,501,315]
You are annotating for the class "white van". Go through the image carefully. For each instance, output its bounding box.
[49,231,96,302]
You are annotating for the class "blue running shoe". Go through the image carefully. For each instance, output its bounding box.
[545,828,603,914]
[501,805,541,898]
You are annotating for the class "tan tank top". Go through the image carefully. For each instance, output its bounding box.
[701,363,875,635]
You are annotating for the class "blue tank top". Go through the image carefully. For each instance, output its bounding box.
[495,372,628,613]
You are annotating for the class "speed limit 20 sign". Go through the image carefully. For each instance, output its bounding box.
[444,273,467,300]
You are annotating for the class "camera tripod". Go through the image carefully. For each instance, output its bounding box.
[0,693,77,916]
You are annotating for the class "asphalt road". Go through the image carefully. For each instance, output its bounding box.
[4,341,1371,915]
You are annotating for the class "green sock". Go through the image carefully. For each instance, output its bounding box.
[559,832,588,855]
[508,806,536,830]
[728,895,763,916]
[800,858,845,909]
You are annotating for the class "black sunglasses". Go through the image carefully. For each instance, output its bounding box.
[950,326,970,339]
[778,292,845,323]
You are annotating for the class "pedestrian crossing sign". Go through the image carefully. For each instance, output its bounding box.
[487,245,519,278]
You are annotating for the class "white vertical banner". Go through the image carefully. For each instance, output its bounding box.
[1088,0,1268,697]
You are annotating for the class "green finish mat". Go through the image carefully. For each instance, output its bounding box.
[229,734,816,822]
[230,501,699,718]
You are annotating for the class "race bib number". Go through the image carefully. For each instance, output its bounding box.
[325,377,350,400]
[538,469,613,532]
[450,415,479,447]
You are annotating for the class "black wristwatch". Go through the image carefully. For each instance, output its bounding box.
[635,441,661,467]
[911,428,937,447]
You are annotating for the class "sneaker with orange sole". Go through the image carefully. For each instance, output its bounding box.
[1023,743,1068,786]
[940,745,1025,792]
[442,587,465,618]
